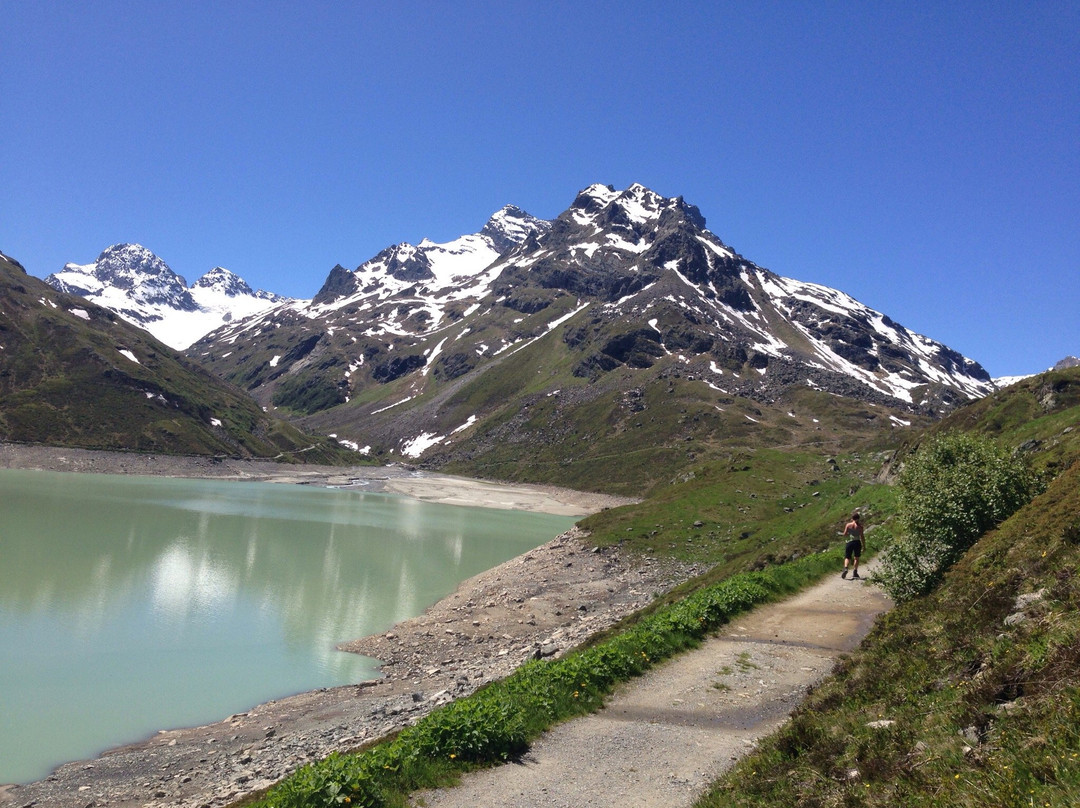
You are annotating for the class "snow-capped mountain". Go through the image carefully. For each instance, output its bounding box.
[486,183,992,403]
[45,244,289,349]
[311,204,551,310]
[0,249,335,459]
[190,183,994,469]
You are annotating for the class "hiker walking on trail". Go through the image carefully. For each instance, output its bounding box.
[841,511,864,579]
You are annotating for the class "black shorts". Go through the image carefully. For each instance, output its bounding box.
[844,540,862,560]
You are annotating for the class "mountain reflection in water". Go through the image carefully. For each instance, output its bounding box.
[0,468,574,784]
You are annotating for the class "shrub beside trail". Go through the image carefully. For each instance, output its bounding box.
[874,433,1040,602]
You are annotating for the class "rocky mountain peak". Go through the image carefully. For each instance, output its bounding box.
[563,182,706,236]
[310,204,550,308]
[312,264,359,305]
[193,266,254,296]
[95,243,186,288]
[480,205,552,252]
[48,243,197,311]
[189,181,998,470]
[45,245,289,350]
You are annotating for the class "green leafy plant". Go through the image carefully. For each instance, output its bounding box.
[874,433,1039,602]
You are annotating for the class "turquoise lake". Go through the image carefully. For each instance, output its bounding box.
[0,468,575,784]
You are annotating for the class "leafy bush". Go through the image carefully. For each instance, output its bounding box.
[875,433,1039,602]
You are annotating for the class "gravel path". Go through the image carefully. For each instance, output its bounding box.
[412,562,890,808]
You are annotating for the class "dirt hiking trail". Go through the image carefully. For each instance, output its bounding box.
[412,561,890,808]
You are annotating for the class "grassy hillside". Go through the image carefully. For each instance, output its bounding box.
[227,370,1078,808]
[297,302,929,497]
[696,366,1080,807]
[0,254,353,462]
[579,446,897,577]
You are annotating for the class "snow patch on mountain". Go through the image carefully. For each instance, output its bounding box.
[46,244,289,350]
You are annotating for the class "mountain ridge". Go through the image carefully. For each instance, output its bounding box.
[25,182,1003,491]
[45,244,289,350]
[180,183,994,489]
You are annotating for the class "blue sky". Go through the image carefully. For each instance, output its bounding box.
[2,2,1076,377]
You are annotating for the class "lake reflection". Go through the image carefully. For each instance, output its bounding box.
[0,468,575,784]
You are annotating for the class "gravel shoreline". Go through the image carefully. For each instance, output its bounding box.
[0,445,696,808]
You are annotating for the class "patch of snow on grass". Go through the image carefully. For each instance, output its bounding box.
[372,396,414,414]
[451,415,477,434]
[422,337,448,376]
[402,432,445,458]
[335,438,367,453]
[70,308,90,320]
[118,349,140,364]
[269,355,281,367]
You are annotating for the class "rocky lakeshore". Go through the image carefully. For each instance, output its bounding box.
[0,445,698,808]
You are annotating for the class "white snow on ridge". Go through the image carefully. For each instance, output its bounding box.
[48,251,291,350]
[309,213,543,338]
[993,374,1032,388]
[756,269,993,401]
[697,236,733,259]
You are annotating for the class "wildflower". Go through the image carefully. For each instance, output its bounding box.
[450,753,456,759]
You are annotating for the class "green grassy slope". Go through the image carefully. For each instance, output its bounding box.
[579,447,897,578]
[322,308,930,496]
[230,373,1078,808]
[696,366,1080,808]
